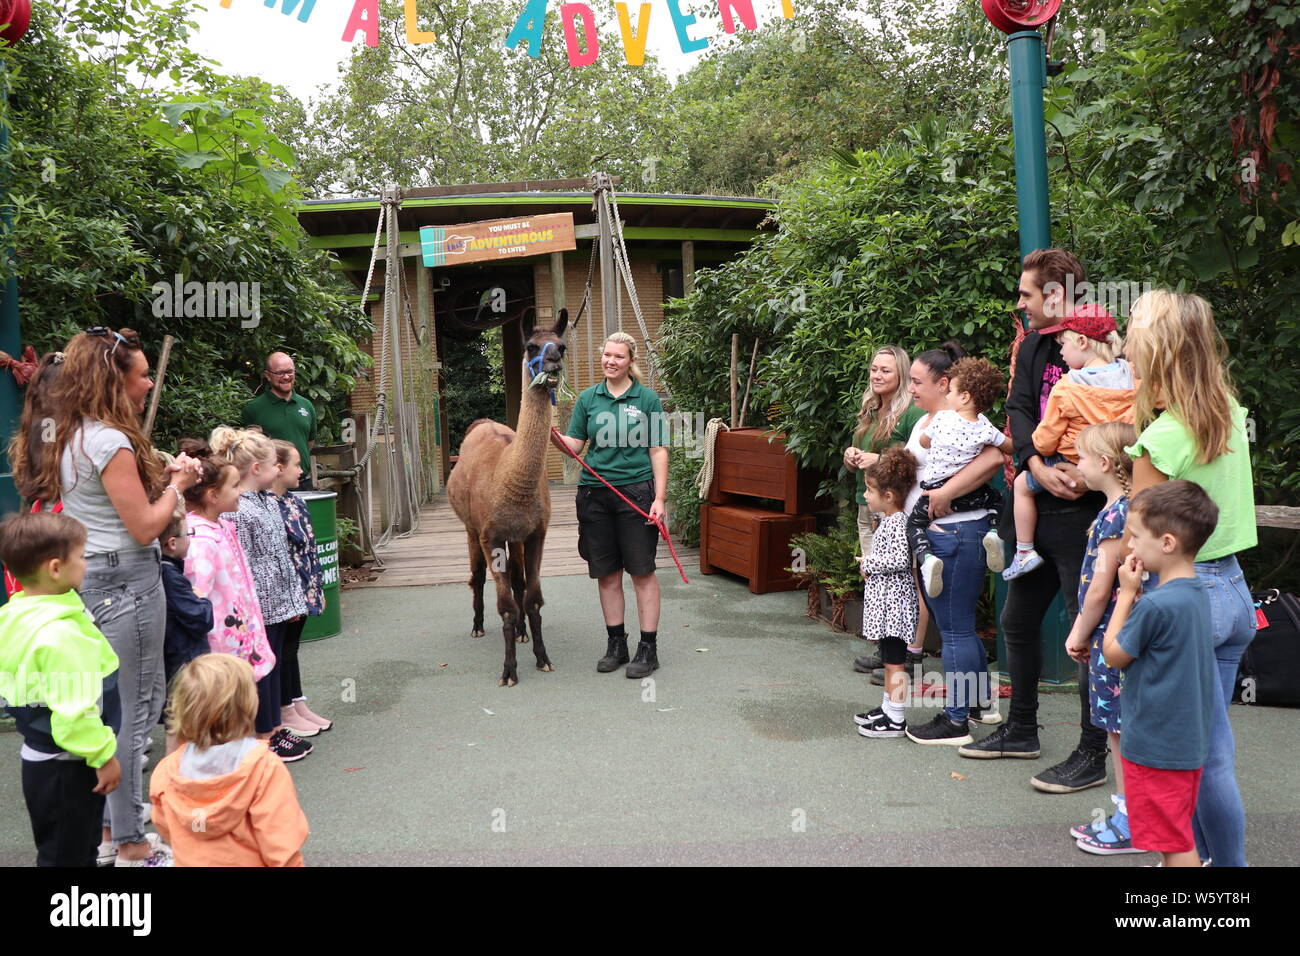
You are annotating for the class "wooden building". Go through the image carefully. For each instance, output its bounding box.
[297,181,774,504]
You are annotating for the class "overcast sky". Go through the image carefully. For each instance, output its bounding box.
[186,0,791,103]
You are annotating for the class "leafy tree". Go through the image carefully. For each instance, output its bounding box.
[284,0,677,196]
[2,0,371,447]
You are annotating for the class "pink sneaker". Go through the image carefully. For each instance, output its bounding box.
[280,705,320,738]
[294,699,332,731]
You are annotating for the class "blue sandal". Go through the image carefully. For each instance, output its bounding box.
[1075,811,1145,855]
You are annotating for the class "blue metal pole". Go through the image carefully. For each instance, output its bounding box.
[1007,30,1052,259]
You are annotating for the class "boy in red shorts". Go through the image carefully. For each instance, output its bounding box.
[1102,481,1218,867]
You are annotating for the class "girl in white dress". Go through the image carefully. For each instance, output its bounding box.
[853,448,921,738]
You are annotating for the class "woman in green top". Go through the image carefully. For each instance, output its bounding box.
[553,332,668,681]
[843,345,927,673]
[844,346,926,555]
[1125,290,1257,867]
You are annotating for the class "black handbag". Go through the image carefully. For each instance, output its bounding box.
[1234,590,1300,707]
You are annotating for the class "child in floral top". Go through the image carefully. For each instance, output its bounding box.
[210,427,311,764]
[270,440,332,738]
[178,440,273,681]
[1063,422,1138,855]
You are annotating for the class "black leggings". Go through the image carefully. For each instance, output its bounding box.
[280,617,306,705]
[878,636,909,665]
[255,621,286,734]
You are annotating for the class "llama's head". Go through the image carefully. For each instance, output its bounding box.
[523,308,568,389]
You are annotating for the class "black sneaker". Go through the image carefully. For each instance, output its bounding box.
[957,722,1041,759]
[597,634,629,673]
[1031,746,1109,794]
[269,728,312,762]
[853,652,882,674]
[968,705,1004,725]
[905,712,972,746]
[853,706,885,727]
[625,641,658,679]
[858,711,907,739]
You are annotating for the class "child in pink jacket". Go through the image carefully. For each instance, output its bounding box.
[177,439,274,682]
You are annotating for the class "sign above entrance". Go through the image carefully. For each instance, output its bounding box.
[420,213,576,267]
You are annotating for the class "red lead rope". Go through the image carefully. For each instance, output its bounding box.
[550,427,690,584]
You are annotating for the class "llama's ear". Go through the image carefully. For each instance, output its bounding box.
[554,308,568,339]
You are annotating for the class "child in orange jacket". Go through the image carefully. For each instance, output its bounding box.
[150,654,309,867]
[1004,305,1137,580]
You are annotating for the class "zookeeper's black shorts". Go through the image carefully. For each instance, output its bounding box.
[576,480,659,579]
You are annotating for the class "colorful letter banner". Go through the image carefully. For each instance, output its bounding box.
[420,213,577,267]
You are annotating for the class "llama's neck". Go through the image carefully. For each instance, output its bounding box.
[498,377,553,500]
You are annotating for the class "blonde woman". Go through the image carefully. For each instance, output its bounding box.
[1124,290,1257,867]
[842,346,926,676]
[844,346,925,555]
[552,332,668,679]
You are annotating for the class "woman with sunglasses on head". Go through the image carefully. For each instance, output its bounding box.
[13,327,201,866]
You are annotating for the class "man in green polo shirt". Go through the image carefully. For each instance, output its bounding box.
[241,351,317,491]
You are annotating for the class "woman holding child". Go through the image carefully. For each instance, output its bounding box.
[1124,290,1257,867]
[898,342,1007,744]
[12,328,201,867]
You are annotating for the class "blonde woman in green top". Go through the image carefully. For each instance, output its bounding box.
[844,346,926,554]
[1124,290,1257,867]
[843,346,927,673]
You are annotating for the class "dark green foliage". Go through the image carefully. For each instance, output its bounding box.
[3,0,370,449]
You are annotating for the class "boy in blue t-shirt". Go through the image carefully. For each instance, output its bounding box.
[1103,480,1218,867]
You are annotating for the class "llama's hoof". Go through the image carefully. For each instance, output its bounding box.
[517,632,530,644]
[538,663,554,672]
[498,677,518,687]
[471,629,485,639]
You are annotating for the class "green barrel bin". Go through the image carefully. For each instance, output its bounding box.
[294,490,341,642]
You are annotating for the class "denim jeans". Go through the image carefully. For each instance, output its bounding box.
[999,506,1106,749]
[81,547,166,845]
[922,516,993,724]
[1191,555,1256,867]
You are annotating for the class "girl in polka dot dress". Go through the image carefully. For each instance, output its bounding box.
[853,448,922,739]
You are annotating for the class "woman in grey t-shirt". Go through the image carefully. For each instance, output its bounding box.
[15,328,200,866]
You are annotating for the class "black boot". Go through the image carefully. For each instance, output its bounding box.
[597,633,629,673]
[625,641,659,679]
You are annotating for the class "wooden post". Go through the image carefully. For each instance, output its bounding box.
[682,240,695,295]
[143,334,175,437]
[594,173,618,338]
[549,250,566,323]
[739,338,759,428]
[383,187,412,532]
[730,333,739,428]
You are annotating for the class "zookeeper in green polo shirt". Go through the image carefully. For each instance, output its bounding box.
[241,351,318,491]
[551,331,669,681]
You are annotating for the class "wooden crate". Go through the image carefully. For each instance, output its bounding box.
[699,503,816,594]
[706,427,822,515]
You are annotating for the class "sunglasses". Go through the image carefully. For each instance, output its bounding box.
[85,327,133,362]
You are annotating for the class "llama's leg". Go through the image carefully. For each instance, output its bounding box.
[483,537,522,686]
[523,529,552,672]
[467,531,486,639]
[509,543,529,644]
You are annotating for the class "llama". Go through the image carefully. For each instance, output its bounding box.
[446,309,568,686]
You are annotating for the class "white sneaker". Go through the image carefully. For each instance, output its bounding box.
[100,832,170,867]
[982,530,1006,573]
[921,555,944,598]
